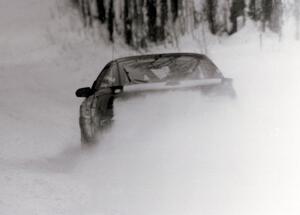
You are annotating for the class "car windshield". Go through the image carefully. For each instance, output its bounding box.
[118,55,222,85]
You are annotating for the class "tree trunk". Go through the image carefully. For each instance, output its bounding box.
[229,0,245,35]
[206,0,217,34]
[124,0,133,45]
[147,0,157,42]
[96,0,106,23]
[261,0,272,31]
[171,0,179,22]
[157,0,168,41]
[107,0,114,42]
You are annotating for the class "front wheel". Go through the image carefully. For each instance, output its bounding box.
[79,96,98,144]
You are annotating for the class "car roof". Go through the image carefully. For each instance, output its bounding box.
[112,52,207,64]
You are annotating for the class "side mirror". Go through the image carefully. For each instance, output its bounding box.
[75,87,93,98]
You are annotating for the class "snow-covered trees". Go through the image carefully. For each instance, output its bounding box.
[72,0,286,48]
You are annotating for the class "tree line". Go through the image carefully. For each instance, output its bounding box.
[71,0,298,48]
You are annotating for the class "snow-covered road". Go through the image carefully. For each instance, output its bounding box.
[1,0,300,214]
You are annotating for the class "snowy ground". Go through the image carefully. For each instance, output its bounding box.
[1,0,300,215]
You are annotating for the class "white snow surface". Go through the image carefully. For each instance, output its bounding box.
[1,0,300,215]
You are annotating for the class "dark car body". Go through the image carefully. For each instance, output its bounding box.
[76,53,235,144]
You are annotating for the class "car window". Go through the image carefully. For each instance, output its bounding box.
[94,63,119,89]
[151,66,170,79]
[197,58,221,79]
[100,69,117,88]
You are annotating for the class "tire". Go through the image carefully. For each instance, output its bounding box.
[79,96,97,144]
